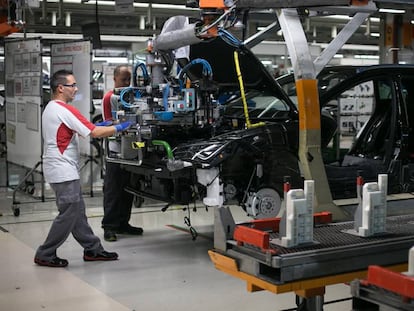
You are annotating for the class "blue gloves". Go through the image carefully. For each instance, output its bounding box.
[95,120,113,126]
[115,121,133,132]
[96,120,132,132]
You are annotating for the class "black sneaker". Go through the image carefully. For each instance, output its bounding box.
[83,250,119,261]
[104,230,117,242]
[116,224,143,235]
[34,256,69,267]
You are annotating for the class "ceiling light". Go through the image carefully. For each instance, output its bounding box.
[379,8,406,14]
[261,60,272,65]
[354,55,379,59]
[93,56,130,64]
[8,32,149,43]
[323,15,352,20]
[50,0,198,11]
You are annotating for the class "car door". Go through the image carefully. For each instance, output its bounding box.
[322,68,402,199]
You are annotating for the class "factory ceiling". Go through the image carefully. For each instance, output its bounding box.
[6,0,414,53]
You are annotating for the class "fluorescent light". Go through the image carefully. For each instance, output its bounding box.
[93,56,130,64]
[261,60,272,65]
[370,33,380,37]
[322,15,351,20]
[333,54,343,58]
[318,43,379,51]
[379,8,405,14]
[48,0,198,11]
[354,55,379,59]
[8,32,149,43]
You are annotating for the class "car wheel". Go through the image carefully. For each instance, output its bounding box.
[245,187,282,219]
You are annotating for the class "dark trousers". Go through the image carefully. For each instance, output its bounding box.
[102,161,134,230]
[36,180,103,260]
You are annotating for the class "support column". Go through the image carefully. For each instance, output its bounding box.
[402,11,414,63]
[277,9,346,220]
[382,13,402,64]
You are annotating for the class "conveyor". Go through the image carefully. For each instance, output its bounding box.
[351,264,414,310]
[209,208,413,310]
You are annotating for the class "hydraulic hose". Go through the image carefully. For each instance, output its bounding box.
[233,51,265,129]
[152,140,174,160]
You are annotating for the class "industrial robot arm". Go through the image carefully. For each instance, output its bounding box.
[153,0,370,52]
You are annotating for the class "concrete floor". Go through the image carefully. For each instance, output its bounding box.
[0,158,373,311]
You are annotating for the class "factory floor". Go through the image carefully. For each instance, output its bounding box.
[0,158,385,311]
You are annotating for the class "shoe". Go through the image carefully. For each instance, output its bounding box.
[83,250,119,261]
[34,256,68,267]
[104,230,117,242]
[116,224,143,235]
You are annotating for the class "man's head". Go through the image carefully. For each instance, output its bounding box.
[113,65,131,88]
[50,69,78,103]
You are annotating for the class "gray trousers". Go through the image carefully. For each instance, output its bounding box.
[35,179,104,261]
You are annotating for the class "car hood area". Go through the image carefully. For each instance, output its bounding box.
[189,37,292,100]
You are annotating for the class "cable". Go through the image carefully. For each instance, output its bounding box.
[119,87,142,109]
[198,5,237,36]
[178,58,213,89]
[132,62,149,87]
[218,29,242,48]
[233,51,265,129]
[152,140,174,160]
[162,83,170,111]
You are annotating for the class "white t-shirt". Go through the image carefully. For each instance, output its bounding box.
[42,100,95,183]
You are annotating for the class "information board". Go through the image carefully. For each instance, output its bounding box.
[5,38,43,169]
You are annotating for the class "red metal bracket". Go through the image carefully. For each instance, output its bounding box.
[233,212,333,252]
[364,265,414,299]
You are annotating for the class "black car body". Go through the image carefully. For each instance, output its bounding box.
[319,65,414,198]
[120,37,312,217]
[116,37,414,218]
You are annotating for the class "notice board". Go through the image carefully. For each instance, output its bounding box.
[5,38,43,169]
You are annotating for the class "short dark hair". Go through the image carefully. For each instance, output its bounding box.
[50,69,73,93]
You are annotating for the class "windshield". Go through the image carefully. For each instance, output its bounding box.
[223,90,292,120]
[277,66,360,107]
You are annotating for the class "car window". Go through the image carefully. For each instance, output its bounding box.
[318,70,358,96]
[224,90,291,120]
[329,78,396,163]
[400,76,414,156]
[278,68,358,108]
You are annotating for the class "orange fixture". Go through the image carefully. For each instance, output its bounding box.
[351,0,369,5]
[199,0,226,9]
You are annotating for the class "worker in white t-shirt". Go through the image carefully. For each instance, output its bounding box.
[34,69,131,267]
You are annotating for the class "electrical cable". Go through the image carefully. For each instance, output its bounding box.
[132,62,149,87]
[178,58,213,89]
[218,29,242,48]
[233,51,265,129]
[162,83,170,111]
[119,87,142,109]
[198,5,237,36]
